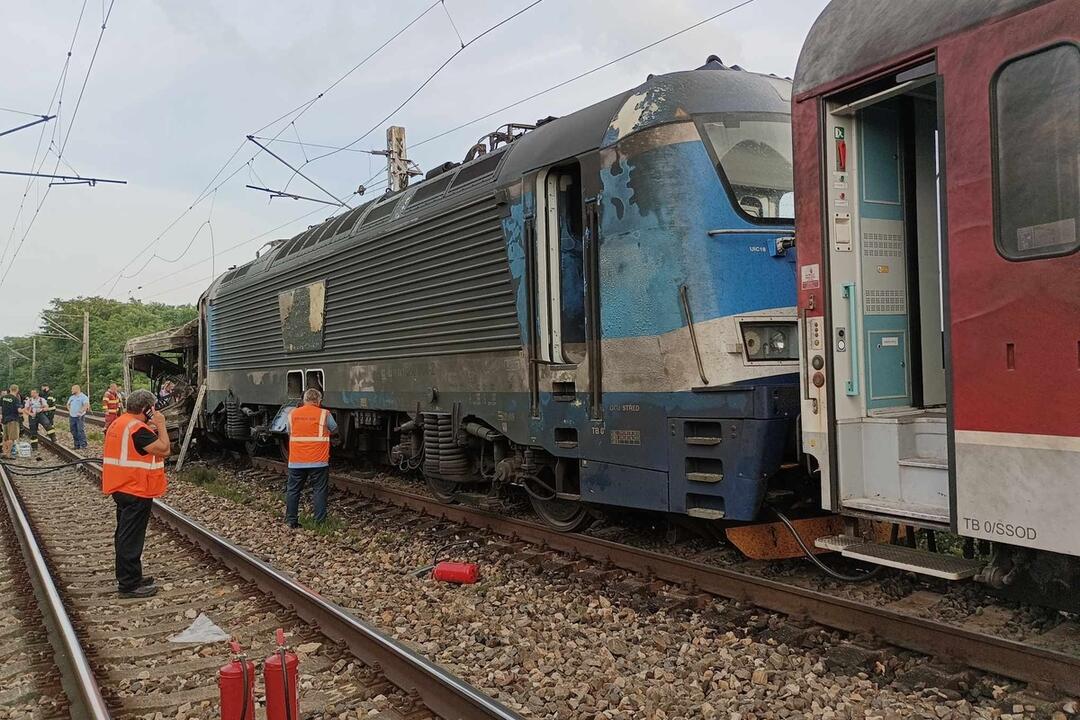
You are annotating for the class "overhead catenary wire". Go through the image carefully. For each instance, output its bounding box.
[95,0,446,297]
[303,0,545,167]
[130,206,328,300]
[105,0,544,301]
[125,0,764,308]
[0,0,118,291]
[1,0,90,268]
[412,0,759,150]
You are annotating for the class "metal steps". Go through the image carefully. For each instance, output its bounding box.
[815,535,983,580]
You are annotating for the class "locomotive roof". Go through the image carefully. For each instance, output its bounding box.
[498,58,791,179]
[207,60,792,298]
[793,0,1051,96]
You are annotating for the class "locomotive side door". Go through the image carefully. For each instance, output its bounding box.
[525,160,599,462]
[942,14,1080,555]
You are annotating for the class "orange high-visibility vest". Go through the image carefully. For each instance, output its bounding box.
[102,413,167,498]
[103,391,120,416]
[287,405,331,466]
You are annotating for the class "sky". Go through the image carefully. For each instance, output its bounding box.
[0,0,829,335]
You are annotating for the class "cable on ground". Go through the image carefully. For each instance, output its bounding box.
[771,507,882,583]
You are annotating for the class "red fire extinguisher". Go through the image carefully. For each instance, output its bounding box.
[432,561,479,584]
[219,640,255,720]
[264,628,299,720]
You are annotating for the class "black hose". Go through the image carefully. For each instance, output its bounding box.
[279,646,293,720]
[771,507,882,582]
[412,539,475,577]
[0,458,104,475]
[239,656,250,720]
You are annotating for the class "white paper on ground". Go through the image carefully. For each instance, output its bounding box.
[168,613,229,643]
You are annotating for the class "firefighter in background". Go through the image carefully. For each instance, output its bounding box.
[40,384,57,424]
[103,382,121,428]
[24,388,56,450]
[102,389,171,598]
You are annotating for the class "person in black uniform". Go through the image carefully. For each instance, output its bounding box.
[40,384,57,424]
[1,384,22,457]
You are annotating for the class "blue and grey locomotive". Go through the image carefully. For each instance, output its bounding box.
[200,58,803,530]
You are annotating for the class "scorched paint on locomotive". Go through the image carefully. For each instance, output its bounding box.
[199,59,805,529]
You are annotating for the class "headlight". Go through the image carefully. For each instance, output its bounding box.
[741,322,799,361]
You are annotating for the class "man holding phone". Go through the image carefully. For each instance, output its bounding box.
[101,389,171,598]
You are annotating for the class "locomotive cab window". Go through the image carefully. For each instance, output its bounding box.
[992,43,1080,260]
[698,112,795,223]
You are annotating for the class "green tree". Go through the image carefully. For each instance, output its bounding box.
[0,296,196,404]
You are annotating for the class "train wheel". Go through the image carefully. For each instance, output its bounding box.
[529,494,593,532]
[426,476,459,504]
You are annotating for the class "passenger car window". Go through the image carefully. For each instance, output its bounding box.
[992,43,1080,260]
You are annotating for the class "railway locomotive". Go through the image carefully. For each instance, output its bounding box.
[792,0,1080,605]
[193,59,806,530]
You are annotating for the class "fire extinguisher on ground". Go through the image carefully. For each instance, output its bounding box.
[219,640,255,720]
[264,628,299,720]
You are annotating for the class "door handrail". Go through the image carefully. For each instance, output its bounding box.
[842,282,860,396]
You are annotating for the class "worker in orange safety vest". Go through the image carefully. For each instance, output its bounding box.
[102,383,122,428]
[284,388,337,528]
[102,389,171,599]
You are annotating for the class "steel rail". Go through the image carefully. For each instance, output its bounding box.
[54,408,106,426]
[0,462,113,718]
[243,455,1080,696]
[38,436,522,720]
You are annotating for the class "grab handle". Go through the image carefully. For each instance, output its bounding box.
[842,282,859,396]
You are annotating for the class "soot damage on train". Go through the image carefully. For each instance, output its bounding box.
[196,59,811,531]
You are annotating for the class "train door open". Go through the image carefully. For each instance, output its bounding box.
[822,66,951,527]
[525,160,598,522]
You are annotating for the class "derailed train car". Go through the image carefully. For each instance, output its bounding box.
[198,59,808,530]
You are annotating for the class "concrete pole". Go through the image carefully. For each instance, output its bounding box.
[31,336,36,385]
[82,311,90,399]
[387,126,409,193]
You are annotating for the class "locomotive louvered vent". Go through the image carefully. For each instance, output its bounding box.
[205,192,520,370]
[232,264,251,280]
[364,197,400,225]
[283,228,319,258]
[219,269,237,284]
[336,203,368,236]
[316,208,356,244]
[450,151,504,189]
[409,173,454,206]
[274,234,304,260]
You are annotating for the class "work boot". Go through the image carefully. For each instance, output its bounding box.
[138,576,155,587]
[118,584,159,599]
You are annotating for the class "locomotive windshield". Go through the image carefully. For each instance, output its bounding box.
[700,113,794,221]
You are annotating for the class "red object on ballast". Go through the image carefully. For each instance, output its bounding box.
[219,640,256,720]
[432,561,479,584]
[264,628,299,720]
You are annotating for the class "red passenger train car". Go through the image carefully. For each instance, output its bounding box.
[792,0,1079,603]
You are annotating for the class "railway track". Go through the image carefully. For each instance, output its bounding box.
[5,435,523,719]
[238,453,1080,698]
[0,458,108,717]
[55,408,106,426]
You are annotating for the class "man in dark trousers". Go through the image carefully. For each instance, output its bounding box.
[24,388,56,451]
[1,384,22,457]
[101,389,171,598]
[40,384,57,424]
[284,388,337,528]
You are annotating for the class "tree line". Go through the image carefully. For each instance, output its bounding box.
[1,297,196,402]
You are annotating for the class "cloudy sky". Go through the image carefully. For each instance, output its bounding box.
[1,0,828,335]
